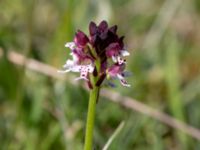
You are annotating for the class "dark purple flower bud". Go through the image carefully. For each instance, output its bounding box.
[89,21,97,36]
[87,80,93,89]
[93,66,98,77]
[118,36,124,48]
[105,30,119,45]
[109,25,118,33]
[98,20,108,32]
[74,30,89,47]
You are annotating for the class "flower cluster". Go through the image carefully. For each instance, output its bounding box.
[58,20,131,88]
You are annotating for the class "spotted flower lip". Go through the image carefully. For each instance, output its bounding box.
[58,20,131,88]
[58,60,94,81]
[107,57,131,87]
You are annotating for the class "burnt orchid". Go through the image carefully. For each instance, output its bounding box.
[58,20,130,150]
[59,20,130,88]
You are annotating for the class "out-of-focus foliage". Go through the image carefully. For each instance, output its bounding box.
[0,0,200,150]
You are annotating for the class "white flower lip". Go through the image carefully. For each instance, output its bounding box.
[75,64,94,81]
[117,56,126,65]
[58,58,94,81]
[121,50,130,56]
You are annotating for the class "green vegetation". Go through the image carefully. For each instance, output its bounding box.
[0,0,200,149]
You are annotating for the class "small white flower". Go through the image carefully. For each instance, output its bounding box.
[58,59,94,81]
[75,64,94,81]
[107,59,130,87]
[65,42,76,49]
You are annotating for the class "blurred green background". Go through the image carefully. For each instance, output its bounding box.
[0,0,200,149]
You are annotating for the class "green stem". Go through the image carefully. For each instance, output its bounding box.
[84,87,100,150]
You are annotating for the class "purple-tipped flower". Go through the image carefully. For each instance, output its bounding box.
[74,30,89,47]
[58,20,131,88]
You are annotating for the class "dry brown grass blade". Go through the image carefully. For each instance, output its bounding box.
[101,89,200,141]
[1,48,200,141]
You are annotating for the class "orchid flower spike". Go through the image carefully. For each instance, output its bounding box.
[58,20,131,88]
